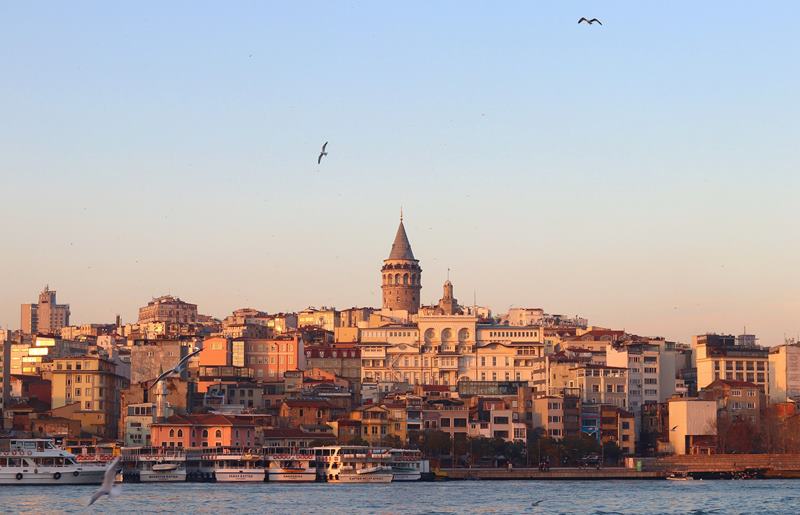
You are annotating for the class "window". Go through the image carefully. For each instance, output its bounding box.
[177,429,183,437]
[169,429,175,437]
[215,429,222,438]
[202,429,208,438]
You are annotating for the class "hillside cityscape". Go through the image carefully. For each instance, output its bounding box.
[2,216,800,471]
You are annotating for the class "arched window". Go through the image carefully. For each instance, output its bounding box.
[215,429,222,438]
[403,273,409,285]
[441,328,453,343]
[177,429,183,438]
[424,328,435,344]
[394,273,400,285]
[458,328,469,342]
[202,429,208,438]
[169,429,175,438]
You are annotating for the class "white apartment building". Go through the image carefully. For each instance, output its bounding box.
[769,342,800,403]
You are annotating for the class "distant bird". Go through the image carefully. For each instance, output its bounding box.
[531,499,545,506]
[578,17,602,25]
[88,457,121,506]
[318,141,328,164]
[148,348,202,389]
[671,425,679,431]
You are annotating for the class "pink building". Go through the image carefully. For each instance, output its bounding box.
[150,414,256,448]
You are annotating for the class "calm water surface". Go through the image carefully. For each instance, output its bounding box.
[1,480,798,514]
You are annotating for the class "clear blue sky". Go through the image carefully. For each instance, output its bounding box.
[1,1,798,345]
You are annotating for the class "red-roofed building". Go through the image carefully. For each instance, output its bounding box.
[150,414,256,448]
[700,379,763,425]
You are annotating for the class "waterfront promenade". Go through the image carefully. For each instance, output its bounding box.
[442,453,800,480]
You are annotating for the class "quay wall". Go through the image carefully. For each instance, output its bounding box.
[441,468,663,480]
[649,454,800,473]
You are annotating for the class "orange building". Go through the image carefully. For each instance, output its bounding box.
[150,414,256,448]
[241,335,302,381]
[279,399,333,427]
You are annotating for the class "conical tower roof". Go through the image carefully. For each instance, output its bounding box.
[388,220,415,260]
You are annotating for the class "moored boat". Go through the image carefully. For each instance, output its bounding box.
[267,451,316,482]
[122,447,188,482]
[0,439,107,485]
[204,449,266,482]
[388,448,427,481]
[311,446,394,483]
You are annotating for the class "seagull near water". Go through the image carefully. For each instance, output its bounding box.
[317,141,328,164]
[578,17,602,25]
[88,457,121,506]
[148,348,202,389]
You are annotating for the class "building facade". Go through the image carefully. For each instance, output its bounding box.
[21,286,70,335]
[138,295,198,324]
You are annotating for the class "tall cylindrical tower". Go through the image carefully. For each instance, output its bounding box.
[381,216,422,313]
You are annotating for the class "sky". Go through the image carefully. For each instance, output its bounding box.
[1,1,798,345]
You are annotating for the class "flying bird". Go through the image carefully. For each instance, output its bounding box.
[88,457,121,506]
[318,141,328,164]
[578,17,602,25]
[148,348,202,389]
[531,499,545,507]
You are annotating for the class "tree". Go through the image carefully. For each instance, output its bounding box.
[381,434,404,449]
[419,430,451,457]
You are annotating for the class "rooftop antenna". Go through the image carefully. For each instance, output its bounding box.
[400,206,403,223]
[447,268,450,281]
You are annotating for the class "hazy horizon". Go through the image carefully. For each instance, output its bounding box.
[2,2,798,345]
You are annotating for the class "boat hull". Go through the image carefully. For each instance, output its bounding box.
[0,468,106,485]
[139,470,187,482]
[327,472,394,483]
[214,469,266,482]
[391,470,422,481]
[268,470,316,482]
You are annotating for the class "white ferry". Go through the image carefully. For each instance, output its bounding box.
[311,446,394,483]
[388,448,427,481]
[204,449,266,482]
[266,451,316,482]
[122,447,188,482]
[0,439,107,485]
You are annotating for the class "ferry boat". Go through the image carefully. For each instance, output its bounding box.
[266,450,316,482]
[311,446,394,483]
[388,448,427,481]
[203,448,266,482]
[64,438,119,466]
[0,439,108,485]
[122,447,188,482]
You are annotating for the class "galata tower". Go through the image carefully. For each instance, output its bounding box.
[381,215,422,313]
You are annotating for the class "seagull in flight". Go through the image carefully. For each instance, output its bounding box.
[88,457,121,506]
[318,141,328,164]
[148,348,202,389]
[578,17,602,25]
